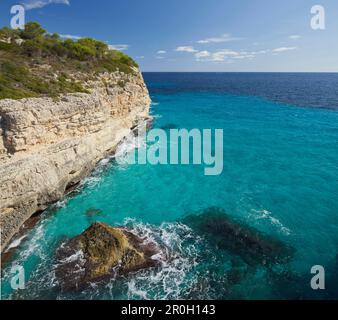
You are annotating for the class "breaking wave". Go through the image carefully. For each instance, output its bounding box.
[53,219,225,300]
[5,235,27,252]
[122,219,202,300]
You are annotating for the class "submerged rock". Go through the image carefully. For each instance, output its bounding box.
[183,207,295,267]
[85,208,103,220]
[55,222,161,290]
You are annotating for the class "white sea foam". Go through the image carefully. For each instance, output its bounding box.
[114,124,147,165]
[1,221,48,296]
[18,223,46,260]
[59,249,85,264]
[127,280,149,299]
[251,209,291,235]
[5,235,27,252]
[114,136,143,161]
[117,219,207,300]
[55,198,68,209]
[98,158,110,166]
[2,217,222,300]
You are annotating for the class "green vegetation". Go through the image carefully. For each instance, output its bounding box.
[0,22,138,100]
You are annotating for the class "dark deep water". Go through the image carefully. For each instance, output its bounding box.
[144,72,338,110]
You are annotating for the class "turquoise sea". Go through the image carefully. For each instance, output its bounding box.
[1,73,338,300]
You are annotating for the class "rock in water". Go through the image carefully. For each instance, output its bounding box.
[55,222,161,290]
[183,207,295,267]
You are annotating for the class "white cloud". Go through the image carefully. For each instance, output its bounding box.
[157,50,166,54]
[195,50,211,60]
[210,49,243,61]
[195,49,268,62]
[251,49,269,55]
[60,34,82,40]
[22,0,70,10]
[289,35,301,40]
[175,46,198,53]
[272,46,297,53]
[108,44,129,51]
[176,42,295,63]
[233,54,255,59]
[197,33,242,44]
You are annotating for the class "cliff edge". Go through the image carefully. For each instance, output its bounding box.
[0,23,151,252]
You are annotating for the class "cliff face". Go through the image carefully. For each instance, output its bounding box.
[0,69,151,251]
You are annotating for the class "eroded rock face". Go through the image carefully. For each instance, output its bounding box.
[55,222,161,290]
[0,70,151,251]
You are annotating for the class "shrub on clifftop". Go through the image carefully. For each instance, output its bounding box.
[0,22,138,99]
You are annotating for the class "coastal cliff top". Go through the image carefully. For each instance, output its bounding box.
[0,22,139,100]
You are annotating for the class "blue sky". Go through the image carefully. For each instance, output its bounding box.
[0,0,337,72]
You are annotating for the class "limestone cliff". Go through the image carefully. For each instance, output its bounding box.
[0,69,151,252]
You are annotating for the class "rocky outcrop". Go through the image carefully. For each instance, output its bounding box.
[55,222,161,290]
[0,69,151,252]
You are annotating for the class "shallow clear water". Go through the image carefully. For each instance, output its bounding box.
[1,73,338,300]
